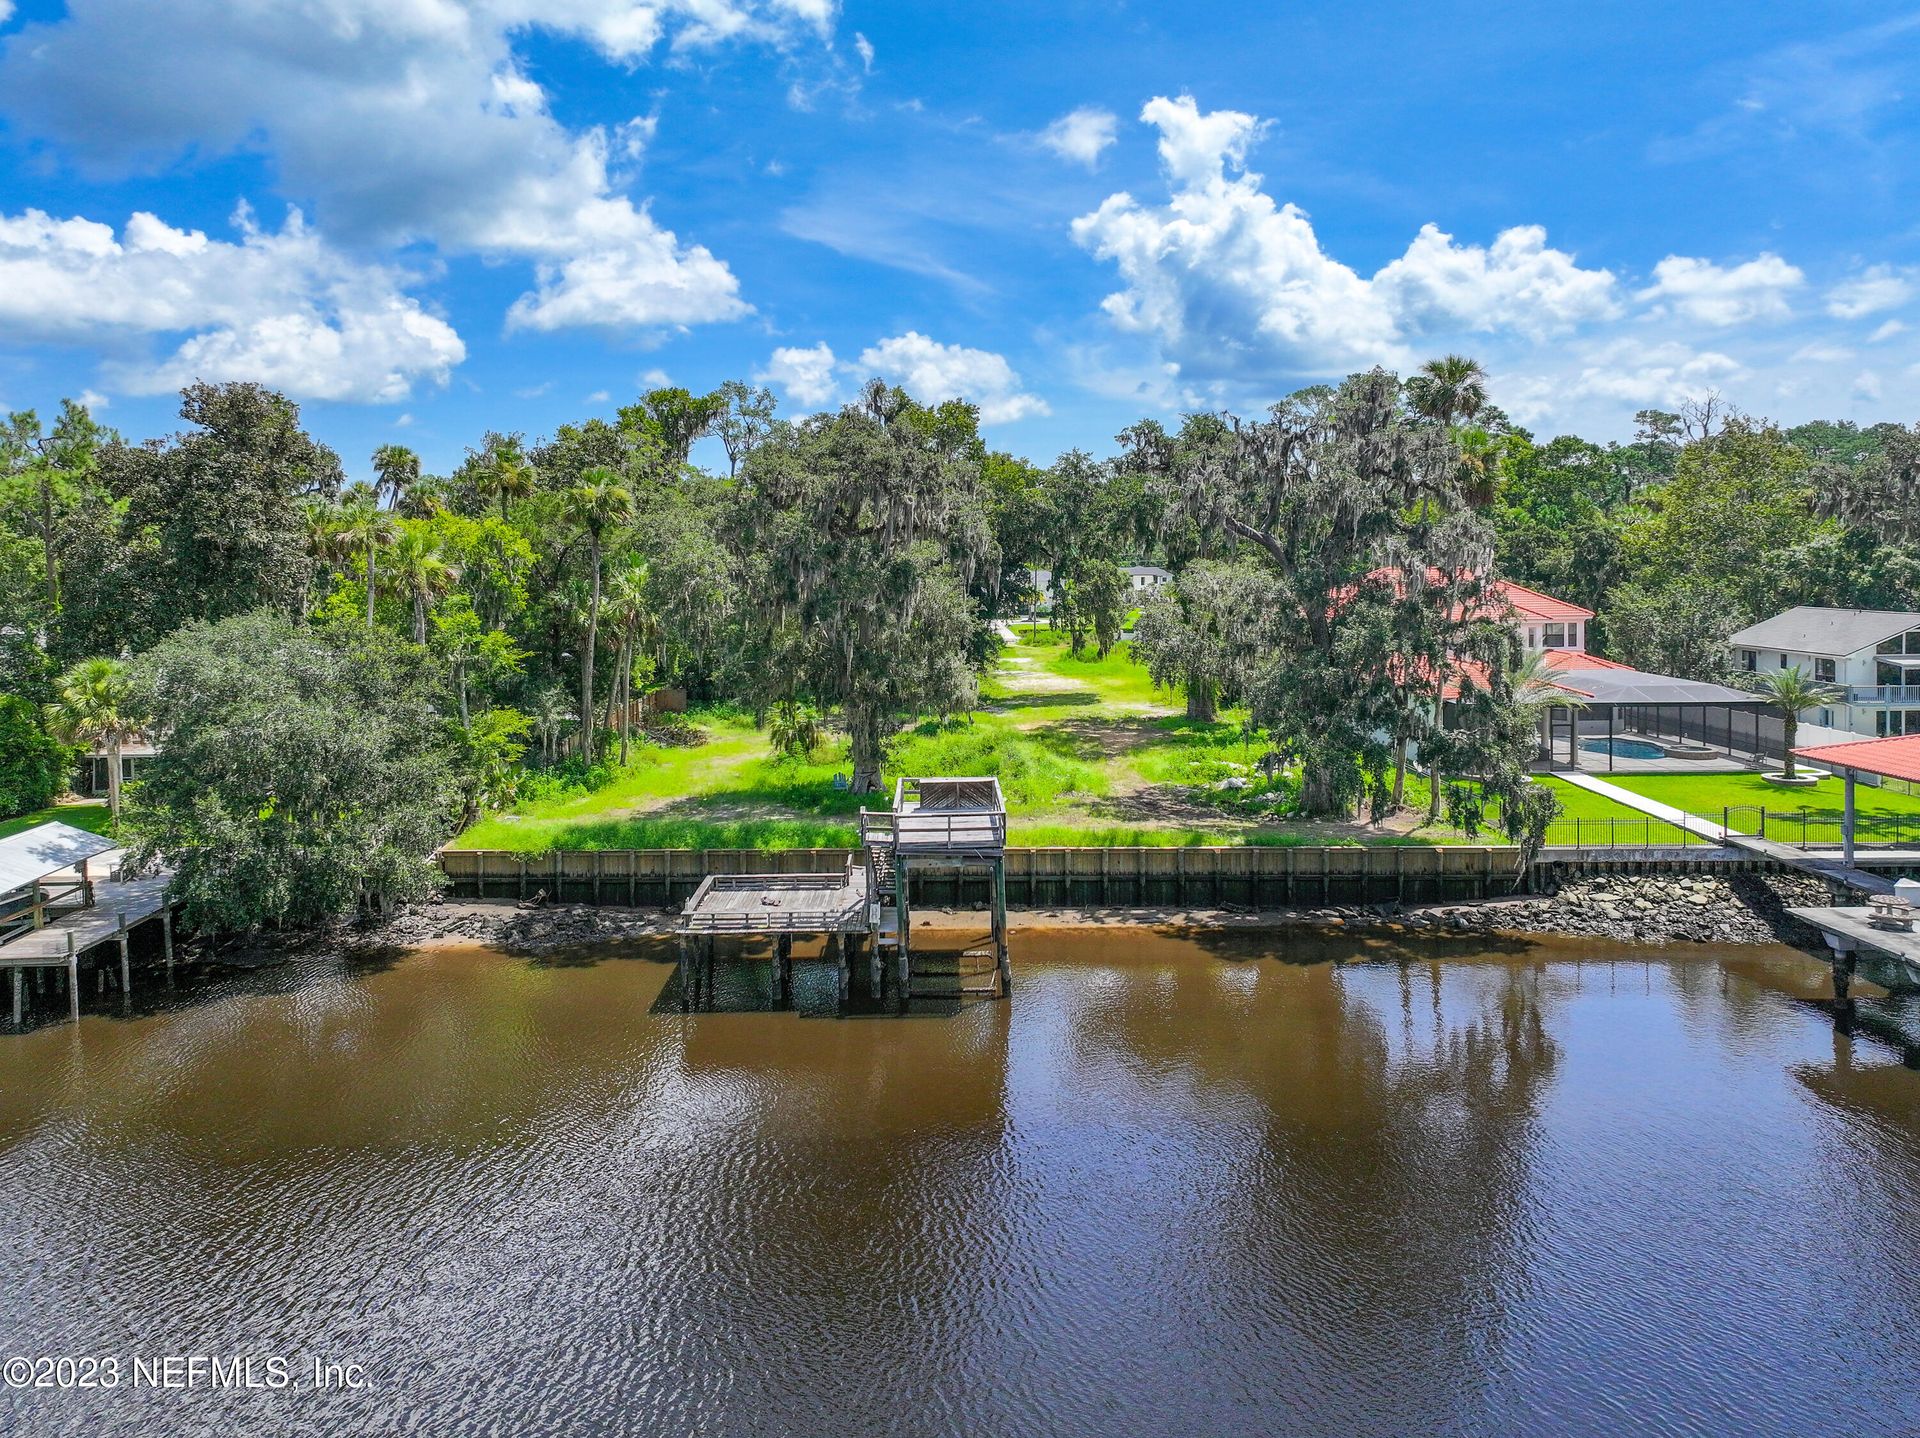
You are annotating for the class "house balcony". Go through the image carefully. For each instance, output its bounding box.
[1843,685,1920,705]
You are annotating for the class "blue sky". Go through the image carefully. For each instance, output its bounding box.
[2,1,1918,479]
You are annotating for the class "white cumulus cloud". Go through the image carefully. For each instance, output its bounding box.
[1826,264,1915,319]
[856,332,1049,423]
[758,342,840,407]
[1373,223,1620,339]
[0,206,464,402]
[1638,253,1804,326]
[1039,106,1119,168]
[0,1,826,337]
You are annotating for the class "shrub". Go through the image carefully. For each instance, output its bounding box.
[0,695,73,817]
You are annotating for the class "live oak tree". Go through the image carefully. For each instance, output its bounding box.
[1155,370,1487,818]
[123,612,460,929]
[104,383,343,647]
[734,381,992,793]
[1130,559,1274,721]
[713,380,776,477]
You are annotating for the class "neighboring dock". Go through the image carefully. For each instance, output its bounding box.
[0,822,175,1025]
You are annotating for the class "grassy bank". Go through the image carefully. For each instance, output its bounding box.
[0,803,111,841]
[452,628,1489,855]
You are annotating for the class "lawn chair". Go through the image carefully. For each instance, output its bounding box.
[831,773,850,792]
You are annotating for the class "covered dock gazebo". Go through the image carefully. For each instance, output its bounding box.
[1791,735,1920,863]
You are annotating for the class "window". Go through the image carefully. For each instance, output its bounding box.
[1880,633,1907,655]
[1742,650,1757,672]
[1779,654,1790,669]
[1906,630,1920,655]
[1542,623,1568,648]
[1878,710,1920,736]
[1814,657,1836,683]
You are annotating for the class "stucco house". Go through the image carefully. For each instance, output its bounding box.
[1124,564,1173,594]
[1727,607,1920,737]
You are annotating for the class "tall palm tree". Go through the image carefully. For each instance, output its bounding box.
[370,444,420,512]
[387,526,457,643]
[566,469,636,763]
[603,561,655,763]
[1406,354,1489,429]
[51,656,140,828]
[477,441,535,523]
[1750,666,1839,778]
[336,489,396,629]
[1455,425,1501,510]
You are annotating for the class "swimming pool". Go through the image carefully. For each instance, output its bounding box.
[1580,737,1666,760]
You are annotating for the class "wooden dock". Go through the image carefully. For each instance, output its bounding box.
[674,776,1013,1015]
[0,846,175,1025]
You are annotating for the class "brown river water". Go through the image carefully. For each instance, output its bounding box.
[2,924,1919,1437]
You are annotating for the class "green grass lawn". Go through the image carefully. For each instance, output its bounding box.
[1533,778,1693,844]
[452,629,1572,855]
[0,803,112,841]
[1602,771,1920,842]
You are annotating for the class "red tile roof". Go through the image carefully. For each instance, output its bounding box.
[1791,736,1920,784]
[1497,580,1595,623]
[1539,649,1636,672]
[1439,657,1595,701]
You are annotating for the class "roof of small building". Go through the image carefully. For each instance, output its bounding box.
[0,821,116,893]
[1727,606,1920,656]
[1124,564,1173,579]
[1791,735,1920,784]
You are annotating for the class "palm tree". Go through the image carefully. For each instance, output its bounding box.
[1455,425,1501,509]
[387,526,457,644]
[528,686,571,764]
[603,562,655,763]
[371,444,420,511]
[51,657,141,828]
[297,498,349,621]
[1750,666,1839,779]
[477,440,535,523]
[336,489,396,629]
[1405,354,1489,428]
[565,470,637,763]
[1510,648,1588,767]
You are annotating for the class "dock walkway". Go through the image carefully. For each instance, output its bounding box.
[1558,773,1895,896]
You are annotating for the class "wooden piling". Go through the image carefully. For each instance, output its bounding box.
[992,858,1011,996]
[117,913,131,1012]
[66,932,78,1023]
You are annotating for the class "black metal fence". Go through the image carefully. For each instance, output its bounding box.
[1722,803,1920,849]
[1542,817,1700,849]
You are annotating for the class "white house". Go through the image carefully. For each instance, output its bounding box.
[1498,580,1590,652]
[1024,564,1173,610]
[1727,606,1920,737]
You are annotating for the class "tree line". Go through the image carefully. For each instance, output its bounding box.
[5,357,1913,931]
